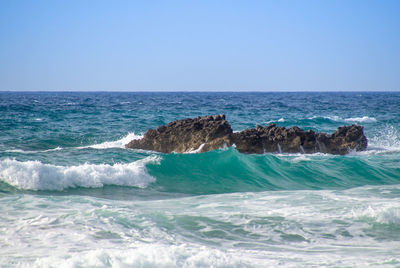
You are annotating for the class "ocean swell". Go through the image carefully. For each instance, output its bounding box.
[146,148,400,195]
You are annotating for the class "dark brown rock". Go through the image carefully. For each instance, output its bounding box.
[232,124,318,154]
[232,123,367,155]
[316,125,368,155]
[125,115,368,155]
[125,114,232,153]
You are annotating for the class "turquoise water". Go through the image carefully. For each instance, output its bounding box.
[1,92,400,267]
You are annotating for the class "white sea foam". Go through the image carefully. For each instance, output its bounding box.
[4,147,63,154]
[352,206,400,225]
[291,154,312,162]
[4,149,26,153]
[33,245,254,268]
[78,132,143,149]
[309,115,377,123]
[43,146,63,152]
[0,157,159,191]
[4,133,142,153]
[309,115,342,121]
[266,118,285,124]
[344,116,377,123]
[3,187,400,267]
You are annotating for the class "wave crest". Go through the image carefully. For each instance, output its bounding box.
[0,157,159,191]
[309,115,376,123]
[344,116,377,123]
[78,132,143,149]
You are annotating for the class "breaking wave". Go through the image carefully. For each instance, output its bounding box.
[78,132,143,149]
[308,115,377,123]
[0,157,159,191]
[344,116,377,123]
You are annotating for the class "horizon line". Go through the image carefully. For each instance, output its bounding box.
[1,89,400,93]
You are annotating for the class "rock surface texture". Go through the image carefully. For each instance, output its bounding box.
[125,115,368,155]
[125,115,233,153]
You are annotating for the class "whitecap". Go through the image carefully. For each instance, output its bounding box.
[344,116,377,123]
[4,149,27,153]
[308,115,377,123]
[308,115,342,121]
[265,118,285,124]
[42,147,63,152]
[78,132,143,149]
[4,147,63,154]
[0,157,159,191]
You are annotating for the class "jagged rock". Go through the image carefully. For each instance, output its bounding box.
[316,125,368,155]
[125,115,232,153]
[232,124,318,154]
[125,115,368,155]
[232,124,367,155]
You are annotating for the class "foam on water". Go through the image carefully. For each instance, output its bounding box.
[2,186,400,267]
[265,117,285,124]
[0,156,159,190]
[78,132,143,149]
[344,116,377,123]
[4,147,63,154]
[309,115,377,123]
[3,132,141,153]
[33,245,254,268]
[353,206,400,225]
[309,115,342,121]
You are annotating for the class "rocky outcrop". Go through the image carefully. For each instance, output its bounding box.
[315,125,368,155]
[232,124,367,155]
[125,115,368,155]
[125,115,232,153]
[232,125,318,154]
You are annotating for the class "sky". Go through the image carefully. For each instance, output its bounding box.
[0,0,399,91]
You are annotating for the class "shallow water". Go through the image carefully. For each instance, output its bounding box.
[1,92,400,267]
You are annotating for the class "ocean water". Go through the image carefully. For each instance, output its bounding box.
[1,91,400,267]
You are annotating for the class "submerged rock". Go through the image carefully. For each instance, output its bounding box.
[125,115,368,155]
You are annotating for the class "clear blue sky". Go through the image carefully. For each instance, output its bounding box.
[0,0,399,91]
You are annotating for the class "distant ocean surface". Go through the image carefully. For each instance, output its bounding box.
[1,92,400,267]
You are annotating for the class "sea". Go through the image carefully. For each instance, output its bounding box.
[1,91,400,267]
